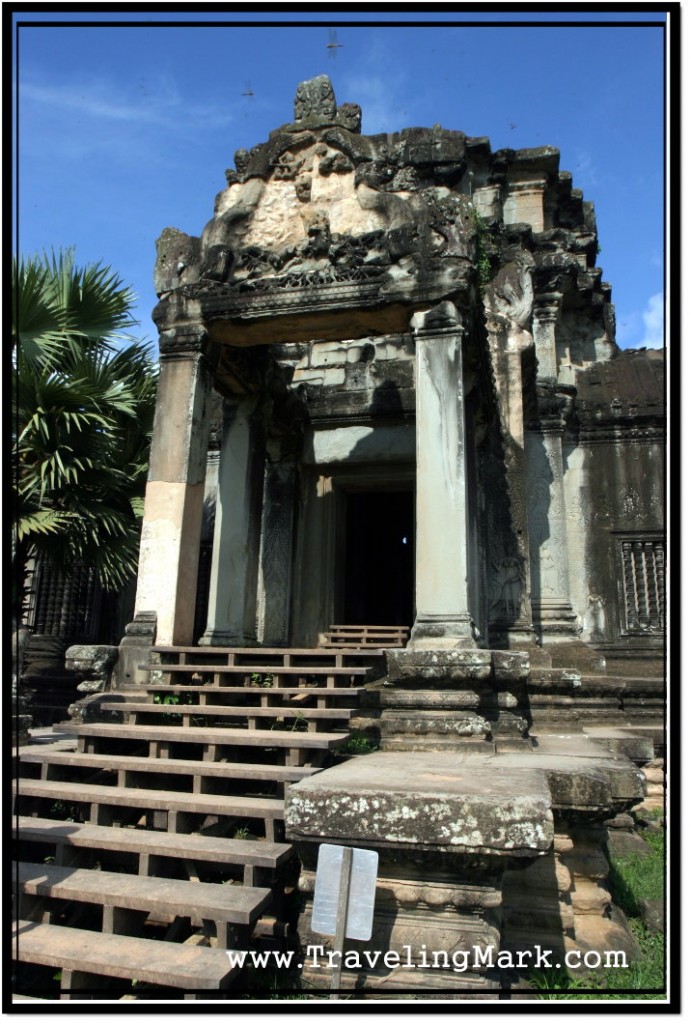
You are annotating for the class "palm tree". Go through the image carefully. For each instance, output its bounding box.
[12,249,158,624]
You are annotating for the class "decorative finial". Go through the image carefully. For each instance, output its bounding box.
[294,75,337,122]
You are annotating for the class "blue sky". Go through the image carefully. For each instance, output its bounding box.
[13,9,669,351]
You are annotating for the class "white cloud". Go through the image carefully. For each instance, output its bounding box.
[21,73,235,134]
[22,79,172,125]
[616,292,665,350]
[640,292,664,349]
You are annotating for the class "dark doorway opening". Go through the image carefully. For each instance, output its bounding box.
[342,491,415,627]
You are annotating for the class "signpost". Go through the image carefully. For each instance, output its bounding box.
[311,843,379,997]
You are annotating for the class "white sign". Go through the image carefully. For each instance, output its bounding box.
[311,844,379,941]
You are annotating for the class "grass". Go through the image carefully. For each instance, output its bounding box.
[530,822,666,1000]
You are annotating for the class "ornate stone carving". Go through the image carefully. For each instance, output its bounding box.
[157,324,210,358]
[200,243,233,282]
[490,555,527,622]
[583,593,607,639]
[485,252,535,332]
[154,228,201,295]
[272,149,305,181]
[294,74,337,122]
[294,173,312,202]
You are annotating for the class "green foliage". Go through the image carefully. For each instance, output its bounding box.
[471,208,494,289]
[13,248,158,606]
[341,732,378,754]
[250,673,275,687]
[608,826,664,916]
[152,691,200,722]
[152,693,180,707]
[270,711,308,732]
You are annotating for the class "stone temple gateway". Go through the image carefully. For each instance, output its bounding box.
[15,77,665,997]
[135,75,664,666]
[128,75,663,984]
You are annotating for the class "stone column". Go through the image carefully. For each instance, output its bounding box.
[527,422,579,640]
[133,326,212,647]
[526,294,581,643]
[484,313,538,650]
[532,295,560,382]
[200,396,263,646]
[255,441,298,646]
[409,301,476,649]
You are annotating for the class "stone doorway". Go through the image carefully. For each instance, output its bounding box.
[342,490,415,628]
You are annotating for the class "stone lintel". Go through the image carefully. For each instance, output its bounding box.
[285,751,554,856]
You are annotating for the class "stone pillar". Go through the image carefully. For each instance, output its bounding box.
[133,327,212,647]
[527,423,580,641]
[526,294,581,645]
[532,295,561,382]
[200,396,263,646]
[484,313,538,650]
[409,301,476,649]
[255,442,298,646]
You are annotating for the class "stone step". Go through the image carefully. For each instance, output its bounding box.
[17,861,272,929]
[15,779,286,836]
[18,751,318,785]
[100,701,354,726]
[582,727,655,763]
[13,919,238,993]
[581,675,665,695]
[527,670,582,691]
[14,816,293,882]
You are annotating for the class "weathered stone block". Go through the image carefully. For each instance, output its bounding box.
[639,898,664,936]
[65,645,118,695]
[386,649,493,684]
[584,728,654,763]
[570,880,611,915]
[380,710,491,737]
[560,847,609,882]
[504,855,572,894]
[285,751,554,856]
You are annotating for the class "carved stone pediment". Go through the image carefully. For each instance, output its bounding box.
[152,75,615,350]
[178,78,477,318]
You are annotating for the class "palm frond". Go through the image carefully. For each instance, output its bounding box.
[13,248,158,599]
[16,507,74,540]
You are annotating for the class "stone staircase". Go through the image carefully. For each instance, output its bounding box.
[13,644,384,1000]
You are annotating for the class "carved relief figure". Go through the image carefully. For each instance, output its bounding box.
[583,593,607,639]
[491,556,525,619]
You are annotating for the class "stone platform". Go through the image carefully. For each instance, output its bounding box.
[286,750,553,856]
[285,738,645,991]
